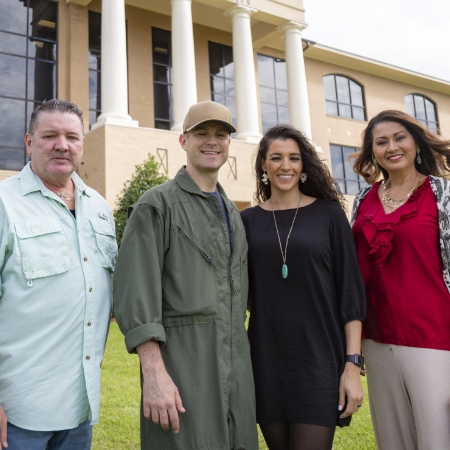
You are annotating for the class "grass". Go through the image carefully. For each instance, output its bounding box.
[92,323,376,449]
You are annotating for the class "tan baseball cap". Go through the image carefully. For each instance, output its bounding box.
[183,100,236,134]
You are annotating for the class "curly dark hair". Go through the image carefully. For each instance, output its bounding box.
[352,110,450,184]
[254,125,345,209]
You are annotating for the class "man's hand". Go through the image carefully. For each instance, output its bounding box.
[0,406,8,449]
[137,341,185,434]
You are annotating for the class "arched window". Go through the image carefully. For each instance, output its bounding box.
[323,75,365,121]
[405,94,438,134]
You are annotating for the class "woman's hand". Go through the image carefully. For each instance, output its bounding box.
[338,362,364,418]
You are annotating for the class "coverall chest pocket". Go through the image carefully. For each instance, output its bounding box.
[14,219,71,281]
[164,224,219,317]
[89,218,117,270]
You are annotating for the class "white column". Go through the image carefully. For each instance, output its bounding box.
[224,5,261,143]
[278,21,312,140]
[171,0,197,132]
[93,0,137,129]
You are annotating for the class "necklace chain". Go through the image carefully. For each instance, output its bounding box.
[382,175,420,212]
[272,193,303,279]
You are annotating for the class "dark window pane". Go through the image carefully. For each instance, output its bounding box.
[153,64,170,83]
[259,86,276,104]
[0,98,26,147]
[89,11,101,52]
[154,83,171,120]
[0,31,27,56]
[0,0,28,34]
[413,95,426,120]
[336,76,350,103]
[0,53,26,98]
[323,75,336,101]
[211,76,224,95]
[89,52,100,70]
[208,42,225,77]
[276,89,288,107]
[211,93,225,104]
[261,102,277,131]
[277,105,289,125]
[155,120,171,130]
[152,28,171,65]
[224,78,235,97]
[349,80,364,106]
[343,147,358,180]
[405,94,414,116]
[28,58,56,101]
[326,101,338,116]
[425,99,436,122]
[0,148,25,171]
[226,96,236,128]
[346,181,360,195]
[330,145,344,179]
[29,40,55,62]
[30,3,57,42]
[257,54,275,88]
[352,106,365,121]
[274,59,287,90]
[89,69,101,110]
[338,103,352,118]
[89,110,98,127]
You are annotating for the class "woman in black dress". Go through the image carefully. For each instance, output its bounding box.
[241,125,366,450]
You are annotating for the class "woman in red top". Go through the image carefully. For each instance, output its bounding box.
[351,110,450,450]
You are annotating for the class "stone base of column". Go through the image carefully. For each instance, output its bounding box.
[92,114,139,130]
[234,131,262,144]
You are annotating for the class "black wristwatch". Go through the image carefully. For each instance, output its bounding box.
[345,354,365,368]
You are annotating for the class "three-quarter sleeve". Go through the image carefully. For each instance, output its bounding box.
[113,202,167,353]
[330,205,366,325]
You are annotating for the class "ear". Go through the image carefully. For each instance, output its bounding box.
[179,133,187,151]
[261,159,267,172]
[24,133,32,155]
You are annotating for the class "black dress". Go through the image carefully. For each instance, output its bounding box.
[241,200,365,427]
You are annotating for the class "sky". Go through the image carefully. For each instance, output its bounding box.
[301,0,450,82]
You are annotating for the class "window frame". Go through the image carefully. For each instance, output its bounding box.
[405,93,439,134]
[330,144,367,195]
[0,0,58,171]
[323,74,366,121]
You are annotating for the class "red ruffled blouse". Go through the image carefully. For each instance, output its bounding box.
[353,177,450,350]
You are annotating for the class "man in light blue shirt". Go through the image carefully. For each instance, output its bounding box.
[0,99,117,449]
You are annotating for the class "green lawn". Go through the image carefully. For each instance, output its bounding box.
[93,323,376,449]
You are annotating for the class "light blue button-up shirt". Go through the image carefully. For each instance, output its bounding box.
[0,163,117,431]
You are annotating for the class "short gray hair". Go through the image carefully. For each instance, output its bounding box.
[28,99,85,137]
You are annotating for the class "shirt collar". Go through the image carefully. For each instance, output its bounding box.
[19,162,92,198]
[175,165,228,199]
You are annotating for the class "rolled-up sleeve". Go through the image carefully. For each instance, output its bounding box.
[113,202,167,353]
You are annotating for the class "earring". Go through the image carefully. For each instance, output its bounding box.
[416,148,422,164]
[300,172,307,183]
[261,171,269,185]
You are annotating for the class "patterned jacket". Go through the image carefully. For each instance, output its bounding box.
[350,176,450,294]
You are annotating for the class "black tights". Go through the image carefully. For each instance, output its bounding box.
[260,422,335,450]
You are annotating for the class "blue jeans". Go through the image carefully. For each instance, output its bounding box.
[6,419,92,450]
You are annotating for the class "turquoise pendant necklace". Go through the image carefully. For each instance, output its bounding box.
[272,193,302,279]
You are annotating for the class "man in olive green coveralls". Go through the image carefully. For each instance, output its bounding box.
[113,101,258,450]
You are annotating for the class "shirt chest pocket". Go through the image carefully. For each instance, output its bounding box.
[89,218,117,271]
[14,220,71,280]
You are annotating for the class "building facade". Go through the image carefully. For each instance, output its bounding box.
[1,0,449,213]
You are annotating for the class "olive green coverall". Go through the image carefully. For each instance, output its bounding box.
[113,167,258,450]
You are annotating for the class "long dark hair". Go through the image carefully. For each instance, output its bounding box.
[352,110,450,184]
[255,125,345,209]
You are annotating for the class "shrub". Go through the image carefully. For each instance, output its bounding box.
[114,154,169,247]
